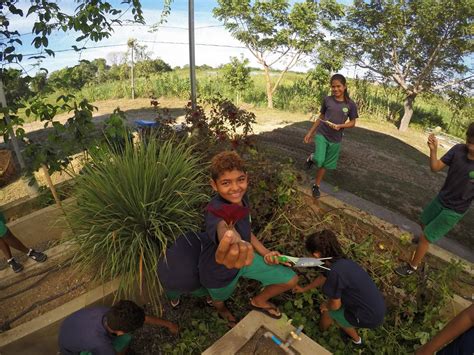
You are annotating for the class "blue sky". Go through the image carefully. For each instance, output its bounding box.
[8,0,353,75]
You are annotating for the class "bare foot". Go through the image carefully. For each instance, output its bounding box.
[214,302,238,328]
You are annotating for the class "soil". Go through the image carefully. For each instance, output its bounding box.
[236,326,300,355]
[0,260,97,332]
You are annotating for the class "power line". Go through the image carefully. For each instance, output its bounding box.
[140,40,246,49]
[19,40,247,57]
[20,43,129,57]
[5,23,224,38]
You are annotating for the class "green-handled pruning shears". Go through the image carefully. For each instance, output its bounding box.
[277,255,332,270]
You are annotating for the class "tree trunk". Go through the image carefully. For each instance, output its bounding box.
[263,64,273,109]
[399,94,416,132]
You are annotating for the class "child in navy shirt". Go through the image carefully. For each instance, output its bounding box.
[293,230,385,346]
[59,300,177,355]
[199,151,298,327]
[396,122,474,276]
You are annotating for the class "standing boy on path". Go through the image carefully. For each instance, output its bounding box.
[395,122,474,276]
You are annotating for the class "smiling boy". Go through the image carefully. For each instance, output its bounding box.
[198,151,298,327]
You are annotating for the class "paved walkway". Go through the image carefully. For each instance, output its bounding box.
[318,181,474,263]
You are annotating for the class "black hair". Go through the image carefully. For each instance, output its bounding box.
[106,300,145,333]
[467,122,474,144]
[305,230,345,259]
[330,73,350,103]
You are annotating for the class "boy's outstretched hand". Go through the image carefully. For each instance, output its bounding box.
[166,322,179,335]
[216,230,254,269]
[427,133,438,151]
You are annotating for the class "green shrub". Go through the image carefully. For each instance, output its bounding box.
[65,138,208,308]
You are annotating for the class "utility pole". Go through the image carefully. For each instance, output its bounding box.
[128,39,135,100]
[188,0,197,109]
[0,80,39,196]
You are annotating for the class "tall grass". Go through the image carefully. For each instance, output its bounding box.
[65,137,208,308]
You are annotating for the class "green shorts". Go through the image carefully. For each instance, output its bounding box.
[79,333,132,355]
[420,196,465,243]
[329,307,353,328]
[207,253,296,301]
[165,287,209,301]
[0,213,7,238]
[313,134,341,170]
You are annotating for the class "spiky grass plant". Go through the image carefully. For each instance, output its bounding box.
[65,137,208,308]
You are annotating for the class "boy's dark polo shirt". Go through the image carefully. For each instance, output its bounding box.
[437,326,474,355]
[317,96,358,143]
[439,144,474,214]
[157,232,203,293]
[199,194,251,289]
[323,259,385,328]
[59,306,115,355]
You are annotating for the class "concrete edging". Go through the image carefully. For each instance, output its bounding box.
[203,311,331,355]
[5,197,74,248]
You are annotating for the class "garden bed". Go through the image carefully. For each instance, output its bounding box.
[0,147,471,354]
[0,188,470,354]
[129,189,471,354]
[0,256,97,332]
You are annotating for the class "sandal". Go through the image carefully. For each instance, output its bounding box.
[249,300,282,319]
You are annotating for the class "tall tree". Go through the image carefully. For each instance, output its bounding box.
[214,0,343,108]
[340,0,473,131]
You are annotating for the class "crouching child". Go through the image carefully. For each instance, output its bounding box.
[293,230,385,346]
[58,300,178,354]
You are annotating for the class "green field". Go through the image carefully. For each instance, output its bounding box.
[25,68,471,139]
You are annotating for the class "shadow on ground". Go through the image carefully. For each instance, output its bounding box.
[254,122,473,249]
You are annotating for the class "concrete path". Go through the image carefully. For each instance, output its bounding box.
[318,181,474,263]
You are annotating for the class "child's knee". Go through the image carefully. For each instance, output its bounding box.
[286,275,298,288]
[212,300,225,309]
[419,234,431,245]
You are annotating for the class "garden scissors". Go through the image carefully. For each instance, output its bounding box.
[277,255,332,270]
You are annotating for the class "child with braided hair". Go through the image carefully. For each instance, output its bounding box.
[293,230,385,346]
